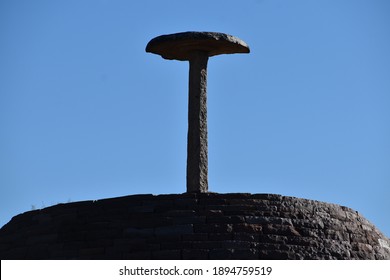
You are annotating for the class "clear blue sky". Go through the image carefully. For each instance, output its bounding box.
[1,0,389,237]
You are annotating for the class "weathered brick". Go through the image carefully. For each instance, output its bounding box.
[286,236,320,247]
[63,241,86,250]
[198,198,227,205]
[209,248,233,259]
[209,233,233,241]
[182,233,208,241]
[182,249,208,259]
[263,224,300,236]
[245,216,292,225]
[1,246,28,259]
[155,224,193,235]
[113,238,148,250]
[165,210,196,216]
[58,231,86,242]
[127,205,155,213]
[191,241,222,249]
[87,238,114,248]
[324,229,349,241]
[49,248,79,259]
[194,223,233,233]
[79,247,105,256]
[349,233,368,243]
[152,250,181,259]
[198,209,224,216]
[32,213,53,224]
[234,232,259,242]
[258,250,289,260]
[233,223,262,233]
[172,216,206,225]
[207,215,245,224]
[124,251,152,260]
[160,241,192,250]
[258,234,287,244]
[123,227,153,237]
[174,198,198,208]
[221,240,253,249]
[26,233,58,245]
[231,249,258,259]
[128,216,173,228]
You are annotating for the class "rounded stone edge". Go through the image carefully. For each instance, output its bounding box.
[1,192,389,260]
[146,31,250,61]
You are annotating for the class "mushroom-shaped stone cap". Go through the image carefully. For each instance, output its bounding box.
[146,31,250,61]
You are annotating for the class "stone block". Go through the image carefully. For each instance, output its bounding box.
[124,251,152,260]
[191,241,222,249]
[172,216,206,225]
[228,199,257,205]
[86,238,114,248]
[194,223,233,233]
[234,232,259,242]
[26,233,58,245]
[258,250,289,260]
[58,231,86,242]
[152,250,181,259]
[154,224,193,235]
[295,227,324,239]
[198,198,227,205]
[63,241,86,250]
[291,218,324,230]
[258,234,287,244]
[123,227,154,237]
[209,248,233,259]
[32,213,53,224]
[286,236,320,247]
[233,223,262,233]
[324,229,349,242]
[79,247,105,257]
[49,248,79,259]
[165,210,196,216]
[160,241,192,250]
[207,215,245,224]
[231,249,258,259]
[86,228,121,240]
[113,238,147,251]
[174,199,198,208]
[222,240,253,249]
[251,194,282,200]
[263,224,300,236]
[105,246,125,258]
[200,210,223,216]
[1,246,28,259]
[223,205,259,214]
[150,233,181,242]
[245,216,292,225]
[128,216,173,228]
[349,233,368,243]
[209,233,233,241]
[127,205,155,213]
[182,233,208,241]
[182,249,209,259]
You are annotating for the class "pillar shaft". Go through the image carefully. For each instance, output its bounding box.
[186,52,209,192]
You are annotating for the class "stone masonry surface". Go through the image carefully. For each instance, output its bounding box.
[0,193,389,259]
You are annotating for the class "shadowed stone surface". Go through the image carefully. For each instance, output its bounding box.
[146,31,250,61]
[1,193,389,260]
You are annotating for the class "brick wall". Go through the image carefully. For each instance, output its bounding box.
[1,193,389,259]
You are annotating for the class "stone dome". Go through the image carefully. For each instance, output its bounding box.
[0,193,389,259]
